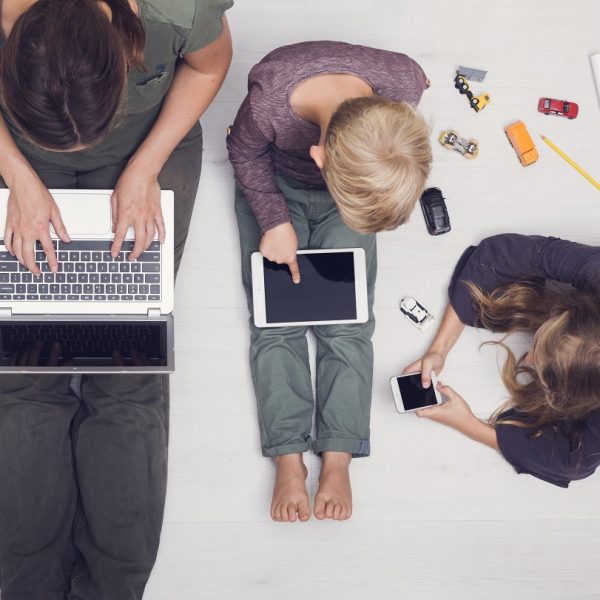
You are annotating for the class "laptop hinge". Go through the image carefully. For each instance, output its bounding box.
[147,308,161,318]
[0,307,12,318]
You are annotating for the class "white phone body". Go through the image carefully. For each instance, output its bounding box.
[389,371,442,414]
[251,248,368,328]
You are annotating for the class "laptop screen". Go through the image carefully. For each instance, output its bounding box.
[0,320,168,367]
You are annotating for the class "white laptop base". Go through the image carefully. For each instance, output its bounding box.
[0,190,175,373]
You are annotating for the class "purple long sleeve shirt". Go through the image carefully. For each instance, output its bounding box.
[226,41,429,232]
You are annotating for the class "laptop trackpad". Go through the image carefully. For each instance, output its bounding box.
[51,194,113,237]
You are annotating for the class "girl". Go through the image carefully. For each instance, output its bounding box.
[406,233,600,487]
[0,0,232,597]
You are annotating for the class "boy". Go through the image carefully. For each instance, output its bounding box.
[227,41,431,522]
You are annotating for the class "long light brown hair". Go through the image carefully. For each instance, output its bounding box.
[0,0,145,150]
[466,279,600,443]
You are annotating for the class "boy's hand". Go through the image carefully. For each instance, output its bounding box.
[416,382,476,430]
[260,221,301,283]
[403,351,445,388]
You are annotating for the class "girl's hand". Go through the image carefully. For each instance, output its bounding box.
[4,169,70,275]
[416,382,476,430]
[110,164,165,260]
[403,351,445,388]
[259,221,301,283]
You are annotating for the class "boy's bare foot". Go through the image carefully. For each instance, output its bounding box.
[271,453,311,523]
[314,451,352,521]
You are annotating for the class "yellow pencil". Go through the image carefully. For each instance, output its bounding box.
[541,135,600,191]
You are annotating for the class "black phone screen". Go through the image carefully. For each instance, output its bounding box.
[396,373,439,410]
[263,252,357,324]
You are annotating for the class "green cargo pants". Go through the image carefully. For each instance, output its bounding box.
[235,175,377,458]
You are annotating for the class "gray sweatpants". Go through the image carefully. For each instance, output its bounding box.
[235,175,377,458]
[0,123,203,600]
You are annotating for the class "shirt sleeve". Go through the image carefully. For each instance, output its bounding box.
[495,410,600,487]
[448,233,600,325]
[379,52,429,105]
[226,93,290,232]
[181,0,234,55]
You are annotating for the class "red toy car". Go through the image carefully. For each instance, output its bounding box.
[537,97,578,119]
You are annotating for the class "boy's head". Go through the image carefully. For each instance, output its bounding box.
[310,97,432,233]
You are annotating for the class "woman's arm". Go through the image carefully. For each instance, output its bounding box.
[404,303,465,387]
[0,114,70,275]
[111,16,233,259]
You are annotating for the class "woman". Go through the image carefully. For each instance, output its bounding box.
[0,0,232,597]
[406,233,600,487]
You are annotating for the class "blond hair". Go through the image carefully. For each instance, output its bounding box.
[323,97,431,233]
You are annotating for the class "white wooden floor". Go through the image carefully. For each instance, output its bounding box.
[146,2,600,598]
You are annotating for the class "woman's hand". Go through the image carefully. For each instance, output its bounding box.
[259,221,301,283]
[4,169,70,275]
[403,351,445,388]
[110,164,165,260]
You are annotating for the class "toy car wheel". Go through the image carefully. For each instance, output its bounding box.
[470,97,479,106]
[465,140,479,159]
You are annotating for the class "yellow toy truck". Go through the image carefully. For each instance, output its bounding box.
[504,121,538,167]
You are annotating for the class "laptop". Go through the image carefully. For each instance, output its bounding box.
[0,189,175,373]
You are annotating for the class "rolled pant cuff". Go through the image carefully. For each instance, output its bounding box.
[314,438,370,457]
[262,440,312,457]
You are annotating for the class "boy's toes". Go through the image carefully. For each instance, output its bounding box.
[298,497,311,522]
[333,503,342,520]
[325,500,335,519]
[314,497,326,520]
[287,504,297,522]
[342,503,352,520]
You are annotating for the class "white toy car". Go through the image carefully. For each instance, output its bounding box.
[399,296,434,332]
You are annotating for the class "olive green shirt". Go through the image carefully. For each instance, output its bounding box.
[0,0,232,171]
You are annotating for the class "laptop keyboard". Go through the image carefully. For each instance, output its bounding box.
[0,240,161,302]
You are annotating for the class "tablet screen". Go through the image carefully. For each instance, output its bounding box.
[396,373,438,411]
[263,252,357,324]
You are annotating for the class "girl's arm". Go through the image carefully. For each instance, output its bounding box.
[110,16,233,259]
[417,383,499,451]
[404,302,465,387]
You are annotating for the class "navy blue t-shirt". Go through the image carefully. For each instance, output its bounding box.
[448,233,600,487]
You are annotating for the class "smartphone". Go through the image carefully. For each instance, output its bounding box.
[389,371,442,414]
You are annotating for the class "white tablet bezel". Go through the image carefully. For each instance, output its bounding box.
[389,371,442,414]
[251,248,368,328]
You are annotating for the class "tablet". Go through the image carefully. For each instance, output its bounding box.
[251,248,368,327]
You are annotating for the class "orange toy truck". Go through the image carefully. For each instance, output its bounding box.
[504,121,538,166]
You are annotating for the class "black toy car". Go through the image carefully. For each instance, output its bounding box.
[420,187,451,235]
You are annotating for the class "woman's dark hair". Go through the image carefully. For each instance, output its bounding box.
[0,0,145,150]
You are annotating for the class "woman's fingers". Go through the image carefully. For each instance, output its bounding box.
[4,227,13,254]
[40,232,59,273]
[155,211,166,245]
[129,221,147,260]
[50,205,70,243]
